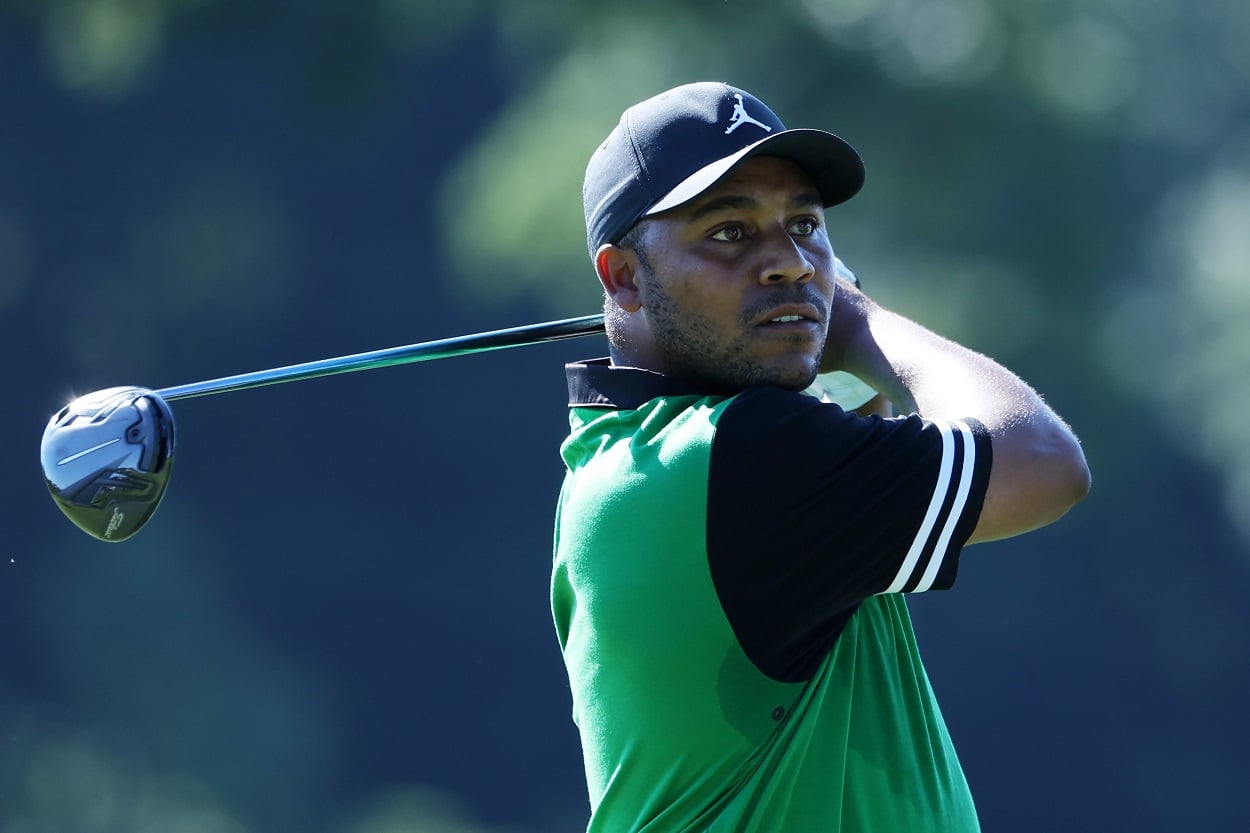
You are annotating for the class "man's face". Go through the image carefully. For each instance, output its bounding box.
[626,156,837,392]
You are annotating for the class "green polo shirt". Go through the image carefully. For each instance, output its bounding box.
[552,360,992,832]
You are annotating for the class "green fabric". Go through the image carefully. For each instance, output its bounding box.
[552,395,979,832]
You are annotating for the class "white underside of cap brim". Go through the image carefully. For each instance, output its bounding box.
[642,128,860,217]
[644,141,763,216]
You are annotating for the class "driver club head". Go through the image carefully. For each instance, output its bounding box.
[41,386,175,542]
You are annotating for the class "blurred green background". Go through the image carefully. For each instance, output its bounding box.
[3,0,1249,830]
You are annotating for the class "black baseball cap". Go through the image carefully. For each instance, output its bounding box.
[583,81,865,258]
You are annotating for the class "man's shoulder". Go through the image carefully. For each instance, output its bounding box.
[712,383,852,430]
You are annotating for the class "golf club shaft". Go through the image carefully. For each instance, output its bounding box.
[156,314,605,401]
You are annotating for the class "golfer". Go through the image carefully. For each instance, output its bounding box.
[552,82,1091,832]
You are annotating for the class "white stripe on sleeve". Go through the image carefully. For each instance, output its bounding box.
[912,420,977,592]
[880,419,978,594]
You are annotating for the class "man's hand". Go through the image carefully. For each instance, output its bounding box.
[819,274,876,380]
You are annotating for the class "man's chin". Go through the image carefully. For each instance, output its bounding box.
[672,354,819,395]
[761,357,821,391]
[739,363,820,393]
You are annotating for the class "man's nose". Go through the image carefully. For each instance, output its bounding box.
[758,228,816,284]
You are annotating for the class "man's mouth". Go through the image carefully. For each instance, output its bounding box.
[757,306,821,327]
[749,292,827,329]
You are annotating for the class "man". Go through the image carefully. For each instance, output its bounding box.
[551,82,1090,832]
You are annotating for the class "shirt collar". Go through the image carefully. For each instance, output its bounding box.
[566,359,715,410]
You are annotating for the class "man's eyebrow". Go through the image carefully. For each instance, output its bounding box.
[686,191,824,222]
[688,195,757,222]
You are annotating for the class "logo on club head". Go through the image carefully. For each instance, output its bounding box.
[725,94,773,135]
[105,506,125,539]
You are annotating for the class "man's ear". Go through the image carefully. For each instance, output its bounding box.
[595,244,643,313]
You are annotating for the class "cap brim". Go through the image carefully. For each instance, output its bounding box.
[644,128,865,217]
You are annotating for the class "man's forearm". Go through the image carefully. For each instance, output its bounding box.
[826,289,1091,543]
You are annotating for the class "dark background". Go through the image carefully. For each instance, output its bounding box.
[3,2,1249,831]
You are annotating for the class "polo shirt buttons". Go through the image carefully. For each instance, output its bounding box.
[772,706,785,721]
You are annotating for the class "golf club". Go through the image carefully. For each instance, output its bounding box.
[42,314,606,543]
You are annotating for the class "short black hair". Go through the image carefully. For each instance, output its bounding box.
[617,223,653,274]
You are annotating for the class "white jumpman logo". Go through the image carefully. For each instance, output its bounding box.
[724,94,773,135]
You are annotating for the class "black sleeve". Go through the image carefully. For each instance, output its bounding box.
[706,386,992,682]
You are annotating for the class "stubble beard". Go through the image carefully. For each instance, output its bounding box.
[639,268,822,394]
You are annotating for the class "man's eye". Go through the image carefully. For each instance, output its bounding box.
[789,217,819,235]
[710,225,745,242]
